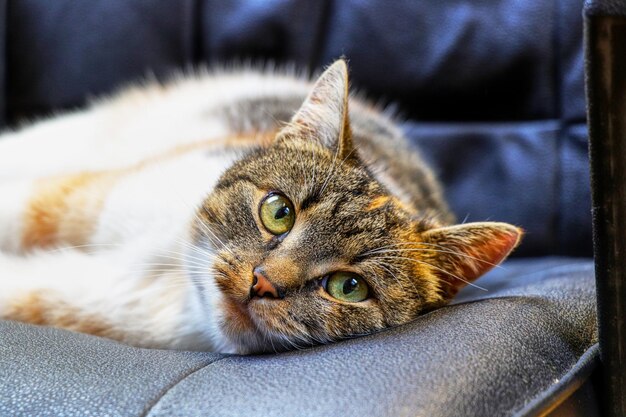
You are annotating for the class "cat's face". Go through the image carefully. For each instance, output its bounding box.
[192,61,522,354]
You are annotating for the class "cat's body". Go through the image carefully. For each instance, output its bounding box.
[0,61,521,354]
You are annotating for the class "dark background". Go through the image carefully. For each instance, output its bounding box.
[0,0,590,257]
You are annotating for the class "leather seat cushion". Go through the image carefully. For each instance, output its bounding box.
[0,258,597,417]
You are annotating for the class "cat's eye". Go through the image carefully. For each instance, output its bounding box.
[259,193,296,235]
[323,272,369,303]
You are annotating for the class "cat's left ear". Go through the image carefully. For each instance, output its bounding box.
[421,222,523,299]
[276,59,353,158]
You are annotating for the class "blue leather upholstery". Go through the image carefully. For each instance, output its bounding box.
[0,0,591,257]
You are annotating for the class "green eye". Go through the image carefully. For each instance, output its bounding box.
[324,272,369,303]
[259,193,296,235]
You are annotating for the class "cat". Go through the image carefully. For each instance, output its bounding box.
[0,60,522,354]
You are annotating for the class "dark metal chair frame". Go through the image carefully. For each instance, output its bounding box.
[585,2,626,416]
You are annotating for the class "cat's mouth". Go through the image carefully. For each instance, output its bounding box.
[211,265,291,352]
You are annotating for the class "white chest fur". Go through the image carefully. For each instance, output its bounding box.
[92,149,237,249]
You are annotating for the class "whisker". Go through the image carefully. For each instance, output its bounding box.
[318,144,360,197]
[49,243,122,253]
[363,241,505,269]
[360,264,391,295]
[376,262,418,294]
[197,208,237,257]
[175,238,215,255]
[373,255,488,291]
[152,252,215,267]
[364,248,503,269]
[132,263,205,271]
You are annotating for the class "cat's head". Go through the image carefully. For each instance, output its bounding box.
[193,60,522,354]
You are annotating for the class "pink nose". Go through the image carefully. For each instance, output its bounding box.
[251,267,281,299]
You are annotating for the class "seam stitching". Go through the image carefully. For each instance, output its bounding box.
[140,355,233,417]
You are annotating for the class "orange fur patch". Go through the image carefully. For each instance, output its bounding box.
[22,173,100,249]
[368,194,417,215]
[6,291,123,339]
[21,131,278,251]
[390,197,418,215]
[367,195,391,211]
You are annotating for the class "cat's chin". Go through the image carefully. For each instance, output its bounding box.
[219,295,288,354]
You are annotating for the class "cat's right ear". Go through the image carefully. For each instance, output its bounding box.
[275,59,353,159]
[420,222,523,299]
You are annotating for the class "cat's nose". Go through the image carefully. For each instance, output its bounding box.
[250,267,283,299]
